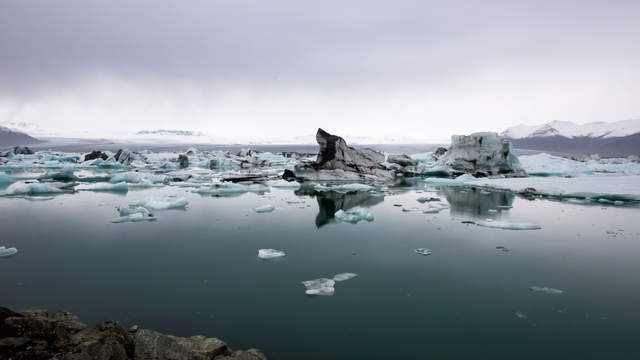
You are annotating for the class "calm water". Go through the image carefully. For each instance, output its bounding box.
[1,183,640,358]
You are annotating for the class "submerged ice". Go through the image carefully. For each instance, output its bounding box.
[334,207,374,224]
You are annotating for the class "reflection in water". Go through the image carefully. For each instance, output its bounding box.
[296,186,384,227]
[439,186,515,218]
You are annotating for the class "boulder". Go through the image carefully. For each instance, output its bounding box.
[84,151,108,162]
[294,129,389,180]
[436,132,526,177]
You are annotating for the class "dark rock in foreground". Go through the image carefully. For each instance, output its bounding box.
[84,150,109,161]
[0,306,267,360]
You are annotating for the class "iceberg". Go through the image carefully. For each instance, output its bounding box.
[0,171,15,183]
[110,171,166,184]
[195,182,269,196]
[414,248,432,256]
[334,207,374,223]
[0,246,18,257]
[265,179,301,189]
[130,196,189,211]
[422,202,450,214]
[529,286,563,295]
[117,206,152,217]
[254,204,275,213]
[111,213,158,223]
[333,272,358,281]
[3,181,65,196]
[258,249,286,259]
[424,174,476,186]
[302,278,336,296]
[519,153,640,176]
[475,219,541,230]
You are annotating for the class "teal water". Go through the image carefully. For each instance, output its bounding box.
[1,185,640,358]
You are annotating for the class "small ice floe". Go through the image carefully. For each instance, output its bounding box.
[334,207,374,224]
[303,273,358,296]
[414,248,432,256]
[497,205,513,209]
[496,246,511,252]
[117,206,152,217]
[515,312,528,319]
[416,197,440,203]
[529,286,563,295]
[302,278,336,296]
[78,182,129,193]
[254,204,275,213]
[402,207,421,213]
[110,171,166,185]
[111,213,157,223]
[423,174,476,186]
[422,203,449,214]
[314,183,374,192]
[476,219,541,230]
[0,246,18,258]
[130,196,188,211]
[265,179,301,189]
[487,209,498,213]
[195,182,269,196]
[258,249,286,259]
[333,272,358,281]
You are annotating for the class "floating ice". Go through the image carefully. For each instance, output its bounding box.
[111,213,157,223]
[117,206,152,217]
[422,203,450,214]
[78,182,129,193]
[475,219,541,230]
[3,181,64,195]
[195,182,269,196]
[130,196,189,211]
[416,197,440,203]
[414,248,432,256]
[38,165,77,182]
[110,171,166,184]
[314,183,374,192]
[254,204,275,213]
[302,278,336,296]
[423,174,476,186]
[0,246,18,257]
[265,179,301,189]
[333,272,358,281]
[515,312,528,319]
[520,153,640,177]
[529,286,563,295]
[0,172,15,183]
[258,249,286,259]
[334,207,374,223]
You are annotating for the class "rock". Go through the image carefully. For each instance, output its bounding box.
[282,169,296,181]
[13,146,34,155]
[178,154,189,168]
[0,306,268,360]
[436,132,526,177]
[84,151,108,162]
[387,154,413,167]
[293,128,390,180]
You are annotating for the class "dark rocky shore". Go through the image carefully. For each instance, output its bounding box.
[0,306,267,360]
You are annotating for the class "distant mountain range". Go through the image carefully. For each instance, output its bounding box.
[0,126,41,147]
[136,129,205,136]
[501,119,640,156]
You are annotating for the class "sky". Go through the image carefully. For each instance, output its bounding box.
[0,0,639,143]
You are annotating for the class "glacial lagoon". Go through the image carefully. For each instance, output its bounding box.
[2,176,640,359]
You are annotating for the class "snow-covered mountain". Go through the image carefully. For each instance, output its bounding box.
[136,129,205,137]
[501,119,640,139]
[501,120,640,156]
[0,126,41,147]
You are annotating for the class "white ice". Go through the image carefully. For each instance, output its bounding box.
[475,219,541,230]
[333,272,358,281]
[78,182,129,192]
[529,286,563,295]
[111,213,157,223]
[302,278,336,296]
[265,179,301,189]
[519,153,640,176]
[422,203,450,214]
[334,207,374,223]
[110,171,166,184]
[0,246,18,257]
[414,248,432,256]
[254,204,276,213]
[258,249,286,259]
[130,196,189,211]
[424,174,476,186]
[117,206,152,217]
[314,183,374,192]
[2,181,64,196]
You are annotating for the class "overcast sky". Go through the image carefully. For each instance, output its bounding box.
[1,0,639,142]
